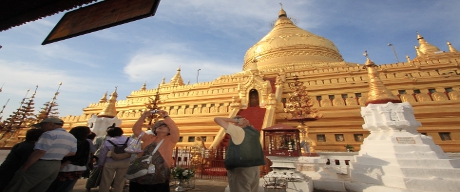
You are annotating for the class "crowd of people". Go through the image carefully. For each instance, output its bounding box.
[0,109,265,192]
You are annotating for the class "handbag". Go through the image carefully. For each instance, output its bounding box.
[125,132,144,153]
[85,166,103,188]
[125,139,164,180]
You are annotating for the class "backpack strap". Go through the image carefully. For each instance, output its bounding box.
[107,140,117,146]
[124,137,129,145]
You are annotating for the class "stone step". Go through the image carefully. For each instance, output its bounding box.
[357,150,449,159]
[353,156,460,168]
[360,144,445,155]
[351,163,460,180]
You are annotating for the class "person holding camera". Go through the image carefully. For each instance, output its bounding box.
[214,116,265,192]
[129,109,180,192]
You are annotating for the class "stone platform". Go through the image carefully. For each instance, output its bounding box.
[73,178,229,192]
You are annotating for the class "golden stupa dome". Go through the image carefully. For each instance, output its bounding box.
[243,8,344,71]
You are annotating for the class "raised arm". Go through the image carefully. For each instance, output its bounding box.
[158,110,180,143]
[214,117,238,130]
[133,110,150,137]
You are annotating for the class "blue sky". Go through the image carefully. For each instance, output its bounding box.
[1,0,459,118]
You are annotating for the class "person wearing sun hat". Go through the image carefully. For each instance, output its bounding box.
[128,110,180,191]
[4,117,77,192]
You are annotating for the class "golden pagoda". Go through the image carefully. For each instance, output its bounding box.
[60,7,460,152]
[97,87,118,118]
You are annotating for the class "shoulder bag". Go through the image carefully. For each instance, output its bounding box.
[125,139,164,180]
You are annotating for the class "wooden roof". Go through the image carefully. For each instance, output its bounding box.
[0,0,97,32]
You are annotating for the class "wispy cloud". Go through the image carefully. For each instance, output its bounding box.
[124,52,240,84]
[0,60,96,95]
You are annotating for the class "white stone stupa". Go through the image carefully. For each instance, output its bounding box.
[88,88,122,137]
[348,55,460,192]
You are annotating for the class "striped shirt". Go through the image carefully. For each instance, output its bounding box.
[34,128,77,160]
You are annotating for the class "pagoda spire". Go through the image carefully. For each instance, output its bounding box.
[99,91,108,103]
[18,85,38,128]
[416,31,441,54]
[4,89,30,131]
[170,67,185,86]
[141,81,147,90]
[0,99,10,123]
[414,46,423,57]
[406,55,411,62]
[46,82,62,117]
[145,84,162,126]
[447,41,458,52]
[161,77,166,85]
[278,3,287,17]
[363,51,401,106]
[98,87,118,118]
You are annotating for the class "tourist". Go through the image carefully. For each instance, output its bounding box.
[4,117,77,192]
[213,116,266,192]
[98,127,132,192]
[128,110,180,192]
[0,128,44,191]
[87,131,97,154]
[85,128,112,191]
[82,131,96,179]
[46,126,91,192]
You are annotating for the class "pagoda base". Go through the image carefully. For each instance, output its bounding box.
[350,102,460,191]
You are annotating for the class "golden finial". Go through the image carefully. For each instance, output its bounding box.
[0,83,4,92]
[141,81,147,90]
[447,41,458,52]
[416,31,422,40]
[161,77,165,84]
[279,3,287,17]
[112,86,118,98]
[97,87,118,118]
[99,91,108,103]
[363,51,401,106]
[406,55,411,62]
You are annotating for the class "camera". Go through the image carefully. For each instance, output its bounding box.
[150,109,159,114]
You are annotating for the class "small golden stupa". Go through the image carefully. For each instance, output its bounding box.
[363,51,402,106]
[97,87,118,118]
